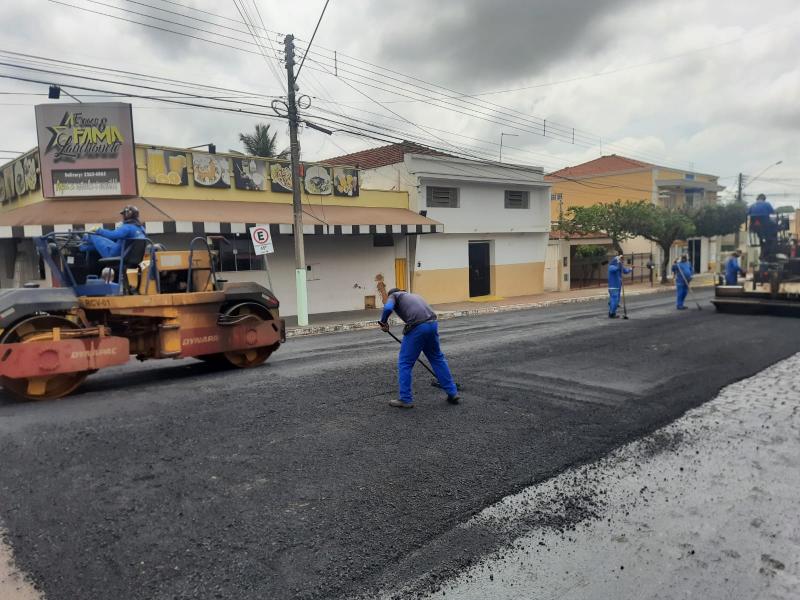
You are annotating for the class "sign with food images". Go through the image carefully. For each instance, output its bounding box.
[146,149,188,185]
[1,166,15,203]
[269,162,293,193]
[304,165,332,195]
[193,153,231,189]
[333,167,359,197]
[22,152,40,193]
[34,102,137,198]
[233,157,267,191]
[0,150,38,205]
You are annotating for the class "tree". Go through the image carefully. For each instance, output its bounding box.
[238,123,289,158]
[560,200,652,254]
[690,201,747,238]
[775,205,795,214]
[631,206,696,284]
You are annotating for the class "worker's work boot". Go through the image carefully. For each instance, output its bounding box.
[446,394,461,405]
[389,399,414,409]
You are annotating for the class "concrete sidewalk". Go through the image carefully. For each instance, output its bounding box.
[285,274,716,338]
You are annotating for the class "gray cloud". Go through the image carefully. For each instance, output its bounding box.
[370,0,639,89]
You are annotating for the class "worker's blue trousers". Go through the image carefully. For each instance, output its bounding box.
[398,321,457,403]
[608,288,621,316]
[676,284,688,308]
[79,235,120,259]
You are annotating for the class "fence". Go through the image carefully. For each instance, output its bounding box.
[570,252,654,289]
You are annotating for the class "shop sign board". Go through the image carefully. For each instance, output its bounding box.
[34,102,137,198]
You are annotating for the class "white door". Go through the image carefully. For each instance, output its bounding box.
[544,242,559,291]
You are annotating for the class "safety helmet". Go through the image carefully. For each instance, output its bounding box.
[120,205,140,220]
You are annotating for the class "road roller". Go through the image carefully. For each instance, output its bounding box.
[0,232,284,400]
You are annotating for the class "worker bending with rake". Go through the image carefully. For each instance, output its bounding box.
[379,288,460,409]
[607,253,631,318]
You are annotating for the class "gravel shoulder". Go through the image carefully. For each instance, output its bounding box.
[398,352,800,599]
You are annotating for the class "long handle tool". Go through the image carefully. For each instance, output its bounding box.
[620,274,629,320]
[678,267,703,310]
[385,328,461,390]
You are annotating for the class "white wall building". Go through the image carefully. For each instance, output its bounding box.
[325,143,552,304]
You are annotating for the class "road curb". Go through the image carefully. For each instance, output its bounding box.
[286,283,710,338]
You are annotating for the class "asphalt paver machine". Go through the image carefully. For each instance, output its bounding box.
[712,213,800,316]
[0,232,285,400]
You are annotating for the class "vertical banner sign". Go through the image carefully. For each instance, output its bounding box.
[249,225,275,255]
[34,102,138,198]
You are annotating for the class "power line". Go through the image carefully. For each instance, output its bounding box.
[0,59,282,113]
[248,0,287,91]
[0,49,278,99]
[0,71,289,120]
[295,45,690,167]
[232,0,285,91]
[48,0,259,54]
[51,0,685,169]
[296,49,686,168]
[295,0,331,80]
[0,54,697,197]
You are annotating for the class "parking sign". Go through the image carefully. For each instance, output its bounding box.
[249,225,274,255]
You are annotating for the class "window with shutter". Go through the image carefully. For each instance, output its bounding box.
[504,190,529,209]
[426,186,459,208]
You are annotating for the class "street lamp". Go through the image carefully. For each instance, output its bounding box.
[499,132,518,163]
[743,160,783,191]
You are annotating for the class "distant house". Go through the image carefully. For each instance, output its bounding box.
[324,142,552,304]
[546,155,725,279]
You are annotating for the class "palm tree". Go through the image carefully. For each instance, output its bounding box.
[238,123,289,158]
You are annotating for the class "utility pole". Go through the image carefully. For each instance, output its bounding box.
[284,34,309,326]
[737,172,743,203]
[734,172,744,249]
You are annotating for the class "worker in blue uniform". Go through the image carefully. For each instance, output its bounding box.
[748,194,778,259]
[747,193,775,217]
[379,288,459,408]
[725,249,746,285]
[672,255,694,310]
[80,205,146,258]
[607,253,631,318]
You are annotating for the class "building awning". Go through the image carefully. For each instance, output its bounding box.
[0,197,443,238]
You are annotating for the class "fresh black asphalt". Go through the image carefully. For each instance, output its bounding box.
[1,290,799,599]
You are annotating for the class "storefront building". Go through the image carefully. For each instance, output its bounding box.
[0,103,441,316]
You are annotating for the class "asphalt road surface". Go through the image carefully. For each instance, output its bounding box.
[1,289,799,600]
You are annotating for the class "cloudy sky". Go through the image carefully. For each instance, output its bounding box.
[1,0,799,204]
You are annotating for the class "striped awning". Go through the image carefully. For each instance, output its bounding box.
[0,197,443,238]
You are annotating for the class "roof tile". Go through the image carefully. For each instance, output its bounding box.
[545,155,653,180]
[322,141,450,170]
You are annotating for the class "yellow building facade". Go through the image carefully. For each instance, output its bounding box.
[546,155,724,276]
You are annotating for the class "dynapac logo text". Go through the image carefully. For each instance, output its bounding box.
[182,335,219,346]
[71,348,118,359]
